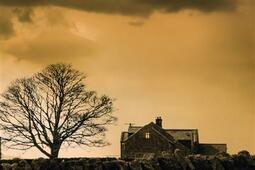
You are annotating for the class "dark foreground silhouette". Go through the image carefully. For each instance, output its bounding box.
[0,150,254,170]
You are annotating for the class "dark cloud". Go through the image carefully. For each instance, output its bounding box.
[0,0,239,39]
[0,0,238,16]
[12,8,34,23]
[0,8,15,40]
[0,7,34,40]
[0,18,14,40]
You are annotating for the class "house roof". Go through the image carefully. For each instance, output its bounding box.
[124,125,199,141]
[165,129,199,141]
[128,126,142,133]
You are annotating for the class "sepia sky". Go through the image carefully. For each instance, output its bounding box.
[0,0,254,158]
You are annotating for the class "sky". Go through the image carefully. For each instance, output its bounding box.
[0,0,254,158]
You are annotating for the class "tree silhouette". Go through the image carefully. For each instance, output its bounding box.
[0,63,116,158]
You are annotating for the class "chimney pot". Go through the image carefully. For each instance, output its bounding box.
[156,116,162,127]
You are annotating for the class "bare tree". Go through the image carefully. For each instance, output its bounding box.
[0,63,116,158]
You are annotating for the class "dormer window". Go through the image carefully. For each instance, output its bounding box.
[145,132,150,139]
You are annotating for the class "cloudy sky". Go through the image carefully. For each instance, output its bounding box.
[0,0,254,158]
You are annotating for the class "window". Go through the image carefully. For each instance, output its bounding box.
[145,132,150,139]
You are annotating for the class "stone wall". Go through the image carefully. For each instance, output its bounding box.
[0,150,254,170]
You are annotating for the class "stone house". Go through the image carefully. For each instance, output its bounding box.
[120,117,226,158]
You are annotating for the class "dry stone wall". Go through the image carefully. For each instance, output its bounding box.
[0,150,254,170]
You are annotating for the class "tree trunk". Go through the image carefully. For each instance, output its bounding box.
[50,144,60,159]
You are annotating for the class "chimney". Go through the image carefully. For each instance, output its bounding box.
[155,117,162,127]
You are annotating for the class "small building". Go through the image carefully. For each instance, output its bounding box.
[120,117,226,158]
